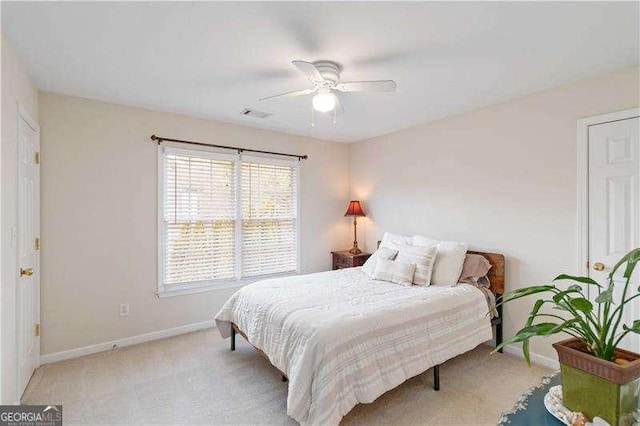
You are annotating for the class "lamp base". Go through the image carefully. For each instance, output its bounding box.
[349,216,362,254]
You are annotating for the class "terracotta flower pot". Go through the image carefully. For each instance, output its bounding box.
[553,338,640,426]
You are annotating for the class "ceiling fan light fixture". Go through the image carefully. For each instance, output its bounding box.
[259,60,396,119]
[312,90,336,113]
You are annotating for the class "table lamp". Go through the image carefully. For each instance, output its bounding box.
[344,200,366,254]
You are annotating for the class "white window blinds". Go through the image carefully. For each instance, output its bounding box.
[163,151,236,286]
[241,160,298,278]
[160,147,299,292]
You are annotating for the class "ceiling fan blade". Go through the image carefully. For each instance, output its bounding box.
[335,80,396,93]
[259,87,317,101]
[292,60,324,82]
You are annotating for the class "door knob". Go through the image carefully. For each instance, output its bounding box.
[593,262,605,271]
[20,268,34,276]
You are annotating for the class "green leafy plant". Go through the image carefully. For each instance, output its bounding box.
[494,248,640,365]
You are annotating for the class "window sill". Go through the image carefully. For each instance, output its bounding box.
[156,271,299,298]
[156,281,243,298]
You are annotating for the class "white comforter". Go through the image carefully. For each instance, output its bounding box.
[215,267,492,425]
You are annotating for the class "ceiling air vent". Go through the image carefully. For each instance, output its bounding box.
[240,108,272,119]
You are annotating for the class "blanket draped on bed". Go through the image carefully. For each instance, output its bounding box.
[215,267,492,425]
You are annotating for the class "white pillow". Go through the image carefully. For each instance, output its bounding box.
[412,235,439,248]
[372,258,415,286]
[361,247,398,277]
[379,232,412,249]
[395,245,438,286]
[414,235,469,287]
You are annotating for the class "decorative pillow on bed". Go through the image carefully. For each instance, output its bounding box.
[413,235,469,287]
[372,258,416,286]
[459,254,492,284]
[459,254,496,317]
[379,232,412,249]
[361,247,398,277]
[395,245,438,286]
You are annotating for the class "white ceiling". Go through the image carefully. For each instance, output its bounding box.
[3,2,638,143]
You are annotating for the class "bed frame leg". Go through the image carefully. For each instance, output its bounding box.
[282,375,288,382]
[230,325,236,351]
[433,365,440,391]
[496,303,503,353]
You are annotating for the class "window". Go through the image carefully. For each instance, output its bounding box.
[241,161,298,278]
[159,146,299,296]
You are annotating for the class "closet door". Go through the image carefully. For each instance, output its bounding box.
[588,116,639,353]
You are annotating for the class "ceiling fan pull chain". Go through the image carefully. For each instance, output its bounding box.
[333,106,337,125]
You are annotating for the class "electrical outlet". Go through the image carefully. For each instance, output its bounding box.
[119,303,130,317]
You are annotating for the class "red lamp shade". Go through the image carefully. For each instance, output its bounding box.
[344,200,366,217]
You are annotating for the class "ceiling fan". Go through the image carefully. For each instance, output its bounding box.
[259,60,396,121]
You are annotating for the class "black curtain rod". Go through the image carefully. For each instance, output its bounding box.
[150,135,308,160]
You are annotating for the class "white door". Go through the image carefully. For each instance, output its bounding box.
[588,116,639,353]
[17,109,40,397]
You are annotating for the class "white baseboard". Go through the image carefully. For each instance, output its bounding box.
[40,320,215,365]
[503,344,560,370]
[40,321,560,370]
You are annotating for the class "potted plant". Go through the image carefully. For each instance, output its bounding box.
[495,248,640,426]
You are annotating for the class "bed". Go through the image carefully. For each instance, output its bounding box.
[215,250,504,425]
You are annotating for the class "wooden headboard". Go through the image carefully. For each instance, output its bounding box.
[376,241,505,295]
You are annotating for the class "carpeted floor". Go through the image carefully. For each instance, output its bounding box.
[23,328,552,425]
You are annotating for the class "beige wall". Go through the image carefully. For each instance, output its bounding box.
[1,34,40,404]
[39,93,351,355]
[349,66,640,361]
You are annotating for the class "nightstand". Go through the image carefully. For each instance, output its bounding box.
[331,250,372,270]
